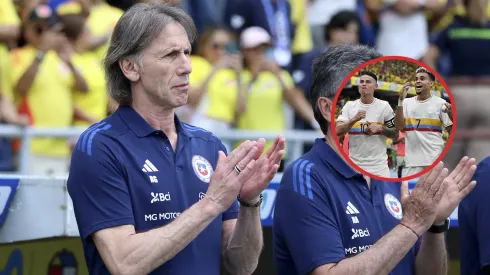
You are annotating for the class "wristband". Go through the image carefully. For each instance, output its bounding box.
[417,0,427,6]
[34,50,45,63]
[400,222,420,238]
[398,99,403,107]
[237,194,263,208]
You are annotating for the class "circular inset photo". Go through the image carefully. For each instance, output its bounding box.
[331,56,456,182]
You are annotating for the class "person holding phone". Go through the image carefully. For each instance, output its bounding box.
[186,25,246,151]
[9,4,88,176]
[236,26,318,171]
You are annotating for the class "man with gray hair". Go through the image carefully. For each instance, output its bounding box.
[67,3,285,275]
[273,44,477,275]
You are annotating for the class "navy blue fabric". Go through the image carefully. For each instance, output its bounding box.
[432,16,490,77]
[459,156,490,275]
[273,139,421,275]
[67,106,238,274]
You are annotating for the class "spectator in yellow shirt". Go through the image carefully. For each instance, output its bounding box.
[82,0,124,60]
[10,4,88,176]
[0,0,21,102]
[237,26,318,170]
[59,13,109,129]
[186,26,245,151]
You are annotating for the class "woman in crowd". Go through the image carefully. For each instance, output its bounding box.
[185,25,245,150]
[236,26,318,170]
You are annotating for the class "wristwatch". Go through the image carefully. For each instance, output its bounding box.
[34,50,45,63]
[428,218,450,234]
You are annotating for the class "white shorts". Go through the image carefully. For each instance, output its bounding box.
[404,166,427,177]
[361,165,391,178]
[396,156,405,168]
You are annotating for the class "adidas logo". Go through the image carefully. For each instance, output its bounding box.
[142,160,159,173]
[345,201,360,224]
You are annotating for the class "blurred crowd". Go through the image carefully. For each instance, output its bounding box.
[0,0,489,176]
[357,60,445,91]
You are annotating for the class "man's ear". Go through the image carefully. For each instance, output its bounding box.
[317,97,332,123]
[119,57,141,82]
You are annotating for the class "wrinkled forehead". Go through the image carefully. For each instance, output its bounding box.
[151,22,192,50]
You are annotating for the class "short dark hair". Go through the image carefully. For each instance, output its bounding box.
[415,67,435,81]
[325,10,360,42]
[309,44,382,135]
[359,70,378,82]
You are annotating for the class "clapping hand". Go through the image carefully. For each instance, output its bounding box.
[239,137,286,203]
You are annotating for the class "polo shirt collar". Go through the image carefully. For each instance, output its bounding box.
[116,105,192,138]
[312,138,358,179]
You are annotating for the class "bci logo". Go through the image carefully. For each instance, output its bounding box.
[351,228,370,240]
[151,192,171,204]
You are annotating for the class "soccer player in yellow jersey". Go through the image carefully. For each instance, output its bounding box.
[395,67,453,176]
[336,71,399,178]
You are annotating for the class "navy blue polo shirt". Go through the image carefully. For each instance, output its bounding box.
[67,106,238,274]
[432,16,490,77]
[459,156,490,275]
[273,138,420,275]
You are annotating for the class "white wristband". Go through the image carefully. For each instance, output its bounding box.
[398,100,403,107]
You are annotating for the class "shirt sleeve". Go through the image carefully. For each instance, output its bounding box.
[337,102,351,122]
[274,162,345,274]
[67,129,134,240]
[1,0,21,25]
[383,102,396,128]
[9,50,31,90]
[473,161,490,269]
[215,141,239,221]
[280,70,295,89]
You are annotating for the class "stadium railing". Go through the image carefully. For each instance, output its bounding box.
[0,125,320,174]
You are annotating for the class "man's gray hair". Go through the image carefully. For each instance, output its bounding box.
[104,3,197,105]
[309,44,382,135]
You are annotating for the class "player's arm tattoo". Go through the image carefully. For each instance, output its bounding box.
[381,126,399,140]
[381,118,399,139]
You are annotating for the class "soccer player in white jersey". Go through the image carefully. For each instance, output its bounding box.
[336,71,399,177]
[395,67,453,176]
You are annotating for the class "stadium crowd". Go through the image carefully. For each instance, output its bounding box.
[356,60,445,91]
[0,0,489,176]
